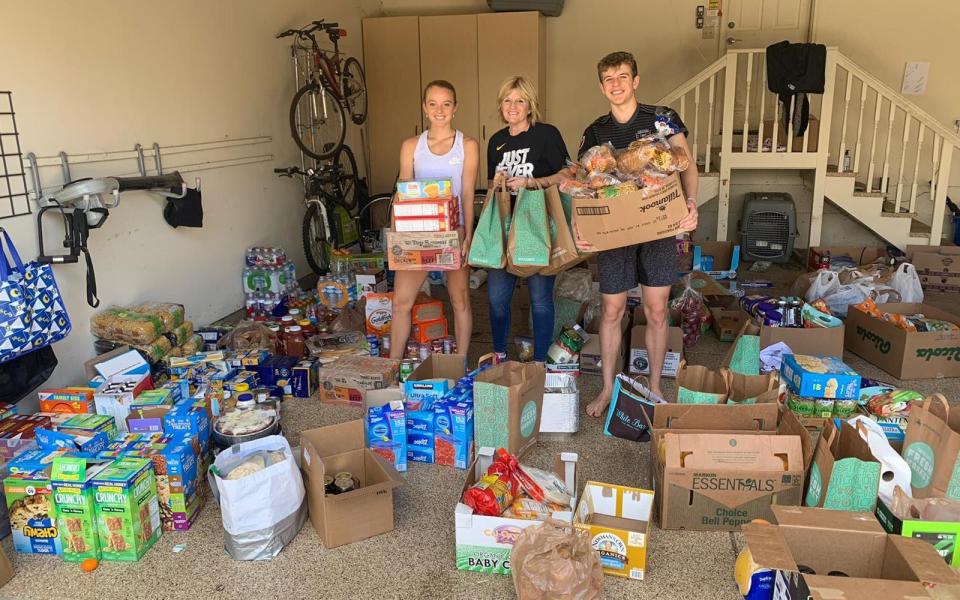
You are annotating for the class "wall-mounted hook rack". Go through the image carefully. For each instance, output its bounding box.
[134,143,146,177]
[153,142,163,175]
[59,151,71,183]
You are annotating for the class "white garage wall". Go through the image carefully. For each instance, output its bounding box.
[0,0,375,402]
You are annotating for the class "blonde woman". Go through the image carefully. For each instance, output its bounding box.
[389,80,478,359]
[486,76,570,363]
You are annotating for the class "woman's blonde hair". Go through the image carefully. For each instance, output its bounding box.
[497,76,541,126]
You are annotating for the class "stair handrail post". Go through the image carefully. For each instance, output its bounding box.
[930,142,954,245]
[809,48,839,247]
[718,51,739,241]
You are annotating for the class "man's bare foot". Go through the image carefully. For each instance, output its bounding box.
[586,388,612,417]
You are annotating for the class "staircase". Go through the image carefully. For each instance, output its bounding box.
[657,47,960,249]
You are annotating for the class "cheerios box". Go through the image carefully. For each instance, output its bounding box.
[51,456,112,562]
[454,448,578,575]
[780,354,861,400]
[91,457,161,561]
[4,470,62,554]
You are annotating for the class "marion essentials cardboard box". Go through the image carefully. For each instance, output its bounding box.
[573,482,654,581]
[845,302,960,380]
[386,230,463,271]
[741,506,960,600]
[300,420,405,548]
[454,448,578,576]
[572,172,689,252]
[649,403,813,531]
[875,496,960,568]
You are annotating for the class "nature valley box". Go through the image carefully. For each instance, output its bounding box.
[51,457,111,562]
[845,302,960,380]
[4,471,62,554]
[91,458,161,561]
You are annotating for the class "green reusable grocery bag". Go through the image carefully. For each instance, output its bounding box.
[468,186,508,269]
[507,186,550,268]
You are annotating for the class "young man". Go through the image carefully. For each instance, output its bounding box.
[578,51,699,417]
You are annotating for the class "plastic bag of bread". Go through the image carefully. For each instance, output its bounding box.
[218,321,277,352]
[586,171,622,190]
[128,302,185,331]
[163,320,194,347]
[559,178,596,199]
[599,181,639,198]
[579,143,617,173]
[91,307,168,346]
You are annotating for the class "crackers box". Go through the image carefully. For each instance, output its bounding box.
[412,296,445,324]
[780,354,862,399]
[396,178,452,200]
[91,457,161,561]
[386,230,463,271]
[411,316,448,344]
[38,388,95,414]
[573,482,654,580]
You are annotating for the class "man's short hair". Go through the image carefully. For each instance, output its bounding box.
[597,51,638,81]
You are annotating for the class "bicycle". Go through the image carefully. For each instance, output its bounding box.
[274,148,360,274]
[277,20,367,161]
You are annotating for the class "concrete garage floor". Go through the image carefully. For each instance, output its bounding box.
[2,263,959,600]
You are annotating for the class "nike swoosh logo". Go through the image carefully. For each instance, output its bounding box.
[496,143,506,151]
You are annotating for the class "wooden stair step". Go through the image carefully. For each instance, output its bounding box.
[882,201,916,217]
[910,218,932,237]
[826,164,857,177]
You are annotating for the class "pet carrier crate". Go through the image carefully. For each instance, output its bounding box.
[738,192,797,263]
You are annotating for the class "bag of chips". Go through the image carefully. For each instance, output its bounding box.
[462,448,519,516]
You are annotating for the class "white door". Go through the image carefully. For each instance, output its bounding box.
[722,0,812,52]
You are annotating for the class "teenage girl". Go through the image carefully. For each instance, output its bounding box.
[389,80,478,359]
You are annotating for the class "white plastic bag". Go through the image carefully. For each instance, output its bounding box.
[804,270,839,303]
[847,415,912,505]
[889,263,924,303]
[210,435,306,560]
[822,280,874,317]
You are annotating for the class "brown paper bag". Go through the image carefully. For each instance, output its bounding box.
[540,185,583,277]
[902,394,960,499]
[507,185,550,277]
[511,519,603,600]
[721,369,780,405]
[473,361,546,457]
[676,361,729,404]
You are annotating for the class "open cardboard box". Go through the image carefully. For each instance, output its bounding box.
[722,320,845,368]
[628,307,683,378]
[648,403,813,531]
[742,505,960,599]
[454,447,577,576]
[845,302,960,380]
[573,482,654,581]
[688,241,741,280]
[300,420,405,548]
[403,354,466,404]
[875,495,960,569]
[710,307,748,342]
[580,312,629,376]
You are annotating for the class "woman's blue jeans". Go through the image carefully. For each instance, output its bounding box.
[486,268,556,362]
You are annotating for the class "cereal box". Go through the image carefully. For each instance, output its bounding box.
[91,457,161,561]
[38,388,95,414]
[366,401,407,473]
[51,457,112,562]
[396,178,452,201]
[4,471,62,554]
[780,354,862,399]
[163,403,211,453]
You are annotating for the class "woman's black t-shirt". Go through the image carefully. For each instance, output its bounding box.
[486,122,569,182]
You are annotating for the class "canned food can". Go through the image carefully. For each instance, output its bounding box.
[324,475,336,494]
[400,359,415,382]
[405,340,419,360]
[367,334,380,357]
[442,336,455,355]
[431,339,444,354]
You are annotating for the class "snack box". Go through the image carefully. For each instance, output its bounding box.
[0,414,52,461]
[412,295,445,325]
[434,400,474,470]
[0,402,16,420]
[366,401,408,473]
[130,387,176,409]
[38,388,95,414]
[292,359,319,399]
[91,457,161,561]
[365,292,393,336]
[412,317,448,344]
[51,457,112,562]
[59,413,117,442]
[386,230,463,272]
[6,446,70,475]
[396,178,452,201]
[163,403,211,454]
[573,482,655,580]
[393,197,459,232]
[780,354,861,400]
[4,470,62,554]
[34,427,109,457]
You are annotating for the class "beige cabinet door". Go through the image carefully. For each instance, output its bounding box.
[418,14,480,190]
[363,16,422,195]
[477,11,544,182]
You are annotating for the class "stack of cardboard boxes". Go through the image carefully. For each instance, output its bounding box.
[387,178,463,271]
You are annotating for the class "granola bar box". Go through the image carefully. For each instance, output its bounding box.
[51,456,111,562]
[91,457,162,561]
[4,470,62,554]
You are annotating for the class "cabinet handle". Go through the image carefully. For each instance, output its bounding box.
[414,125,418,135]
[482,125,486,139]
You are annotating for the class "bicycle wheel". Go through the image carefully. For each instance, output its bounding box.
[289,81,346,160]
[302,202,331,275]
[334,144,360,212]
[342,57,367,125]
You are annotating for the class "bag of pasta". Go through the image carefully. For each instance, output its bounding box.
[128,302,185,331]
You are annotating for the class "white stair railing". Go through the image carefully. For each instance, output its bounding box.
[658,46,960,247]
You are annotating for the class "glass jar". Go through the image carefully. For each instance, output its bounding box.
[284,325,306,358]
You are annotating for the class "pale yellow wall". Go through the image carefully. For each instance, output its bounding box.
[1,0,371,399]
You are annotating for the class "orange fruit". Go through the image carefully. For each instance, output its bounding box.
[81,558,99,572]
